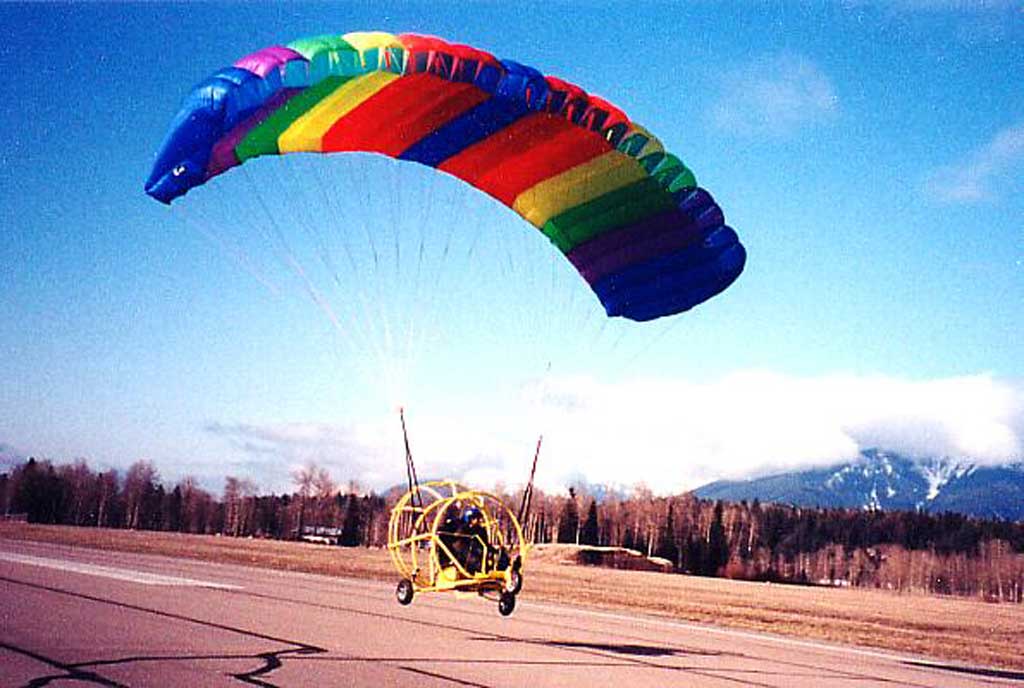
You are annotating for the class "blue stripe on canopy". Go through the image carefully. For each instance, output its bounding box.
[398,96,532,167]
[594,229,745,321]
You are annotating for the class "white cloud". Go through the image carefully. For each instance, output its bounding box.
[925,121,1024,203]
[204,421,386,493]
[524,371,1022,493]
[709,53,839,137]
[207,372,1024,496]
[203,412,539,494]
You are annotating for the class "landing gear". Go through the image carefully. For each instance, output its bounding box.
[506,556,523,594]
[396,578,414,605]
[498,591,516,617]
[506,569,523,595]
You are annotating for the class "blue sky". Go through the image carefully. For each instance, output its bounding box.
[1,1,1022,494]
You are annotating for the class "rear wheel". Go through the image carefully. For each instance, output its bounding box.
[396,578,414,605]
[506,569,523,595]
[498,591,516,616]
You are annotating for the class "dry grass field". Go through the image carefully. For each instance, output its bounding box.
[2,523,1021,671]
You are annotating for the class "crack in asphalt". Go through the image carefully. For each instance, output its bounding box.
[0,641,129,688]
[0,575,327,687]
[1,566,994,688]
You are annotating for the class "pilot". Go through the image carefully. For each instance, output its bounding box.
[439,505,491,573]
[459,506,489,573]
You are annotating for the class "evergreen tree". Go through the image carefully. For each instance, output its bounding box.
[557,488,579,544]
[165,485,184,532]
[705,500,729,576]
[13,458,49,522]
[655,501,680,568]
[685,535,704,575]
[0,473,9,515]
[581,499,600,546]
[341,493,363,546]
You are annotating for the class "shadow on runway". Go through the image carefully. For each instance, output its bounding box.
[543,640,725,658]
[906,660,1024,682]
[546,641,681,657]
[471,634,735,660]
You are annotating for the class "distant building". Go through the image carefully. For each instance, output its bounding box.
[299,525,342,545]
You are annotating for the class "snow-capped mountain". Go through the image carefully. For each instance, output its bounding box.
[694,449,1024,522]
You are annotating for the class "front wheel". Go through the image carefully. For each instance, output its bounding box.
[396,578,414,605]
[498,591,516,616]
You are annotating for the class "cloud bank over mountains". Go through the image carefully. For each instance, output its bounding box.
[203,371,1023,495]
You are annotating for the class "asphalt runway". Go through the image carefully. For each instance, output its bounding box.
[1,540,1021,687]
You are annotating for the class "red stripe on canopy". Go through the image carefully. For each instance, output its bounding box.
[440,113,612,205]
[321,74,489,157]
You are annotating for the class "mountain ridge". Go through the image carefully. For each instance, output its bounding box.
[694,449,1024,522]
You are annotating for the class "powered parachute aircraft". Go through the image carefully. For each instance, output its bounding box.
[146,30,746,614]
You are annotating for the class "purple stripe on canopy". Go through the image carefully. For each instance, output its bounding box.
[234,46,307,78]
[207,88,303,178]
[568,187,728,284]
[567,211,703,284]
[676,188,725,229]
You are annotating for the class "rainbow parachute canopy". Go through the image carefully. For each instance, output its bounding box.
[145,31,745,321]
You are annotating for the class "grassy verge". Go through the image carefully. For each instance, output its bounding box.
[2,523,1021,671]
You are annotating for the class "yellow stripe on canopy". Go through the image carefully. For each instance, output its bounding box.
[342,31,403,69]
[342,31,401,51]
[278,71,399,153]
[513,150,648,227]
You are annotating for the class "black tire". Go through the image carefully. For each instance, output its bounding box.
[506,569,523,595]
[498,591,516,616]
[396,579,414,605]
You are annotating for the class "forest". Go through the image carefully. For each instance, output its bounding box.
[3,456,1023,603]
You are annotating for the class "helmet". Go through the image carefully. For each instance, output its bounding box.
[462,506,482,524]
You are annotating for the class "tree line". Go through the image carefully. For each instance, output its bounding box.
[3,456,1023,602]
[531,486,1024,601]
[0,458,389,546]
